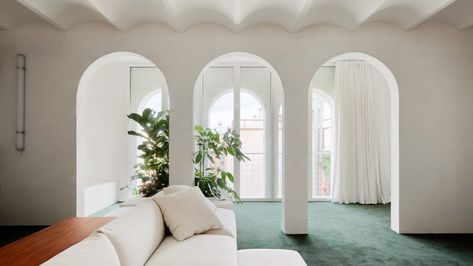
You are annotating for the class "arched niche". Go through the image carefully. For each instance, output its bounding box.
[192,52,285,200]
[309,52,400,232]
[76,52,169,217]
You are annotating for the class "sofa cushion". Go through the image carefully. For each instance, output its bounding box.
[98,201,165,266]
[145,235,237,266]
[204,208,236,238]
[41,232,120,266]
[237,249,307,266]
[154,186,223,241]
[103,206,134,217]
[119,196,152,207]
[161,185,217,211]
[162,185,189,194]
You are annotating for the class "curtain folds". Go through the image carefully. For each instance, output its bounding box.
[332,61,391,204]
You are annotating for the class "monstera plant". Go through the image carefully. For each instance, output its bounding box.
[128,108,169,197]
[194,125,249,203]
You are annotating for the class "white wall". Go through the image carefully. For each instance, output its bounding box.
[0,22,472,233]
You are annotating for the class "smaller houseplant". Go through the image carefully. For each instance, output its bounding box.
[194,125,249,203]
[128,108,169,196]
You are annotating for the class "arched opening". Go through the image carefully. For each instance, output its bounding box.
[309,52,400,232]
[76,52,169,216]
[193,52,284,200]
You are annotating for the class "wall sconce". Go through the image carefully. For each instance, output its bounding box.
[16,54,25,150]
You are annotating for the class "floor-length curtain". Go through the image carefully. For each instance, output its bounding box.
[332,61,391,204]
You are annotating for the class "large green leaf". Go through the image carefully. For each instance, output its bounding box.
[128,109,170,196]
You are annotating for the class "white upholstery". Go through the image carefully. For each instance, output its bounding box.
[154,187,223,241]
[237,249,307,266]
[162,185,190,194]
[205,208,237,238]
[145,235,238,266]
[98,201,165,266]
[119,197,152,207]
[41,232,120,266]
[104,206,134,217]
[42,192,307,266]
[161,185,217,211]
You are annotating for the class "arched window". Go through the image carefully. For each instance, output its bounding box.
[194,52,284,200]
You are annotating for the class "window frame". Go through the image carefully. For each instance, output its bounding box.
[200,63,281,201]
[309,88,335,201]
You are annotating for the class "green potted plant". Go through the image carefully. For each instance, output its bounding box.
[193,125,249,203]
[128,108,169,196]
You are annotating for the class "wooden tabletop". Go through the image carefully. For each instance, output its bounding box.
[0,217,114,266]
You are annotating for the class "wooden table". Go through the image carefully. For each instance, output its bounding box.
[0,217,114,266]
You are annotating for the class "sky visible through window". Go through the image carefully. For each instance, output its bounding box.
[209,91,263,132]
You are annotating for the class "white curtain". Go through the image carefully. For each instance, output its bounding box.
[332,61,391,204]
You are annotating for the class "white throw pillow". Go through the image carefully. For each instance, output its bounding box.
[162,185,191,194]
[161,185,217,211]
[154,186,223,241]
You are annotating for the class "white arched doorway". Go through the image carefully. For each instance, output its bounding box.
[309,52,400,232]
[76,52,169,216]
[193,52,284,200]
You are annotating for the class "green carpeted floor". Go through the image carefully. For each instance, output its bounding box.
[234,202,473,266]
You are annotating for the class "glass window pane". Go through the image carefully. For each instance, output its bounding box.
[277,106,283,199]
[209,92,234,133]
[204,67,235,178]
[130,67,165,113]
[239,67,270,198]
[312,90,333,198]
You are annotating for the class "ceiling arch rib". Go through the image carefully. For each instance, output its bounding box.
[237,0,307,32]
[168,0,235,31]
[366,0,456,30]
[87,0,178,31]
[16,0,111,30]
[295,0,384,31]
[3,0,472,31]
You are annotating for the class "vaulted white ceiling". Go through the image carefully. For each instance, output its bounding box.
[0,0,471,31]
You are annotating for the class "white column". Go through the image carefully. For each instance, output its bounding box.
[168,74,195,186]
[282,79,308,234]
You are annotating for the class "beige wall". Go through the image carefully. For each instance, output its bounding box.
[0,22,472,233]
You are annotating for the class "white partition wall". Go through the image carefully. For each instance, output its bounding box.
[0,22,472,233]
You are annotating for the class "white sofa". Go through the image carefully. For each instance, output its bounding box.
[42,199,306,266]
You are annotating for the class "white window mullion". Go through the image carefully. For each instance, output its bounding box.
[266,71,273,199]
[233,65,241,196]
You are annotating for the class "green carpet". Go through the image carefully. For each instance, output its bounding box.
[234,202,473,266]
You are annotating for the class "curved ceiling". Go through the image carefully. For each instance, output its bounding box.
[0,0,471,31]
